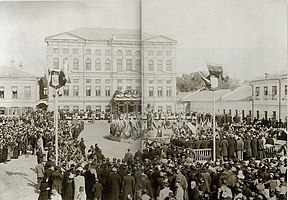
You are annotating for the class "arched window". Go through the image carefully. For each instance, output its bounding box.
[117,50,123,56]
[157,60,163,71]
[63,58,69,70]
[105,59,111,70]
[135,50,140,56]
[166,60,172,71]
[53,58,59,69]
[85,58,91,70]
[148,60,154,71]
[73,58,79,70]
[95,59,101,70]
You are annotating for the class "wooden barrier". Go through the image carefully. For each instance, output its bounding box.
[191,148,212,161]
[265,146,275,158]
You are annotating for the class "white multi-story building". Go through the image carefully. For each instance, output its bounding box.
[250,73,287,121]
[45,28,177,113]
[0,65,39,115]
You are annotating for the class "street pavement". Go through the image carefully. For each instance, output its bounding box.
[0,155,38,200]
[0,120,141,199]
[79,121,140,159]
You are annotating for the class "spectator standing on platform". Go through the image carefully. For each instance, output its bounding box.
[236,136,244,160]
[123,148,134,163]
[221,136,229,161]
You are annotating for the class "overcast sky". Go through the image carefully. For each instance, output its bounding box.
[0,0,286,81]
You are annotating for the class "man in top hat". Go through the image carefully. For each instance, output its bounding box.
[108,167,122,200]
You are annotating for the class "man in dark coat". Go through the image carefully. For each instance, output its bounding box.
[194,138,202,149]
[123,148,134,163]
[244,136,252,160]
[228,135,236,160]
[251,136,258,159]
[236,137,244,160]
[79,138,86,157]
[84,168,96,200]
[221,136,229,161]
[189,181,200,200]
[108,167,122,200]
[258,136,265,159]
[122,171,135,199]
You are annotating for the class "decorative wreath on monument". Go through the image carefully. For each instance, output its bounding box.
[113,89,141,99]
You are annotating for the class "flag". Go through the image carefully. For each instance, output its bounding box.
[207,64,229,83]
[207,65,223,79]
[49,69,67,89]
[199,62,229,90]
[62,59,71,84]
[199,72,212,90]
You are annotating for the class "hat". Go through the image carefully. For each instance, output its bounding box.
[76,167,83,172]
[68,173,75,179]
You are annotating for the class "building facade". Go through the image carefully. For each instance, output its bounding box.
[0,65,39,115]
[250,73,287,121]
[178,74,287,122]
[45,28,177,113]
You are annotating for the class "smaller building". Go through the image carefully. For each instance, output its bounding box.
[178,89,231,114]
[0,65,40,115]
[250,73,287,121]
[177,84,252,119]
[217,84,252,118]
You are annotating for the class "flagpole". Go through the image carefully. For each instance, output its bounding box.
[213,90,216,162]
[54,88,59,166]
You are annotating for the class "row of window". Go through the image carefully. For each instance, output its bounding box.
[148,86,172,97]
[53,58,114,71]
[255,85,287,100]
[223,109,250,117]
[53,57,173,71]
[255,110,277,120]
[147,50,171,56]
[148,80,172,84]
[222,109,279,120]
[148,59,172,71]
[61,105,111,112]
[70,78,171,85]
[146,105,172,112]
[53,48,113,56]
[52,48,172,57]
[0,86,31,99]
[72,79,142,85]
[63,86,111,97]
[61,85,172,97]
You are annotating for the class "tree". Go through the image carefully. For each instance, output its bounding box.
[176,72,206,92]
[176,71,240,92]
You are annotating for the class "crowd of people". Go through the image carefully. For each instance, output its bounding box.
[0,109,287,200]
[0,110,84,164]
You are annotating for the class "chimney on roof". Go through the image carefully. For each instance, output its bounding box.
[19,62,23,70]
[264,73,269,79]
[10,59,15,68]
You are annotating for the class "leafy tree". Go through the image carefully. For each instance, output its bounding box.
[177,71,239,92]
[176,72,206,92]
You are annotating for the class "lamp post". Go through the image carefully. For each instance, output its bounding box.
[199,64,228,162]
[49,69,67,166]
[54,88,59,166]
[210,75,218,162]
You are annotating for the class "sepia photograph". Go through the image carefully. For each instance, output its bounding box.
[0,0,287,199]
